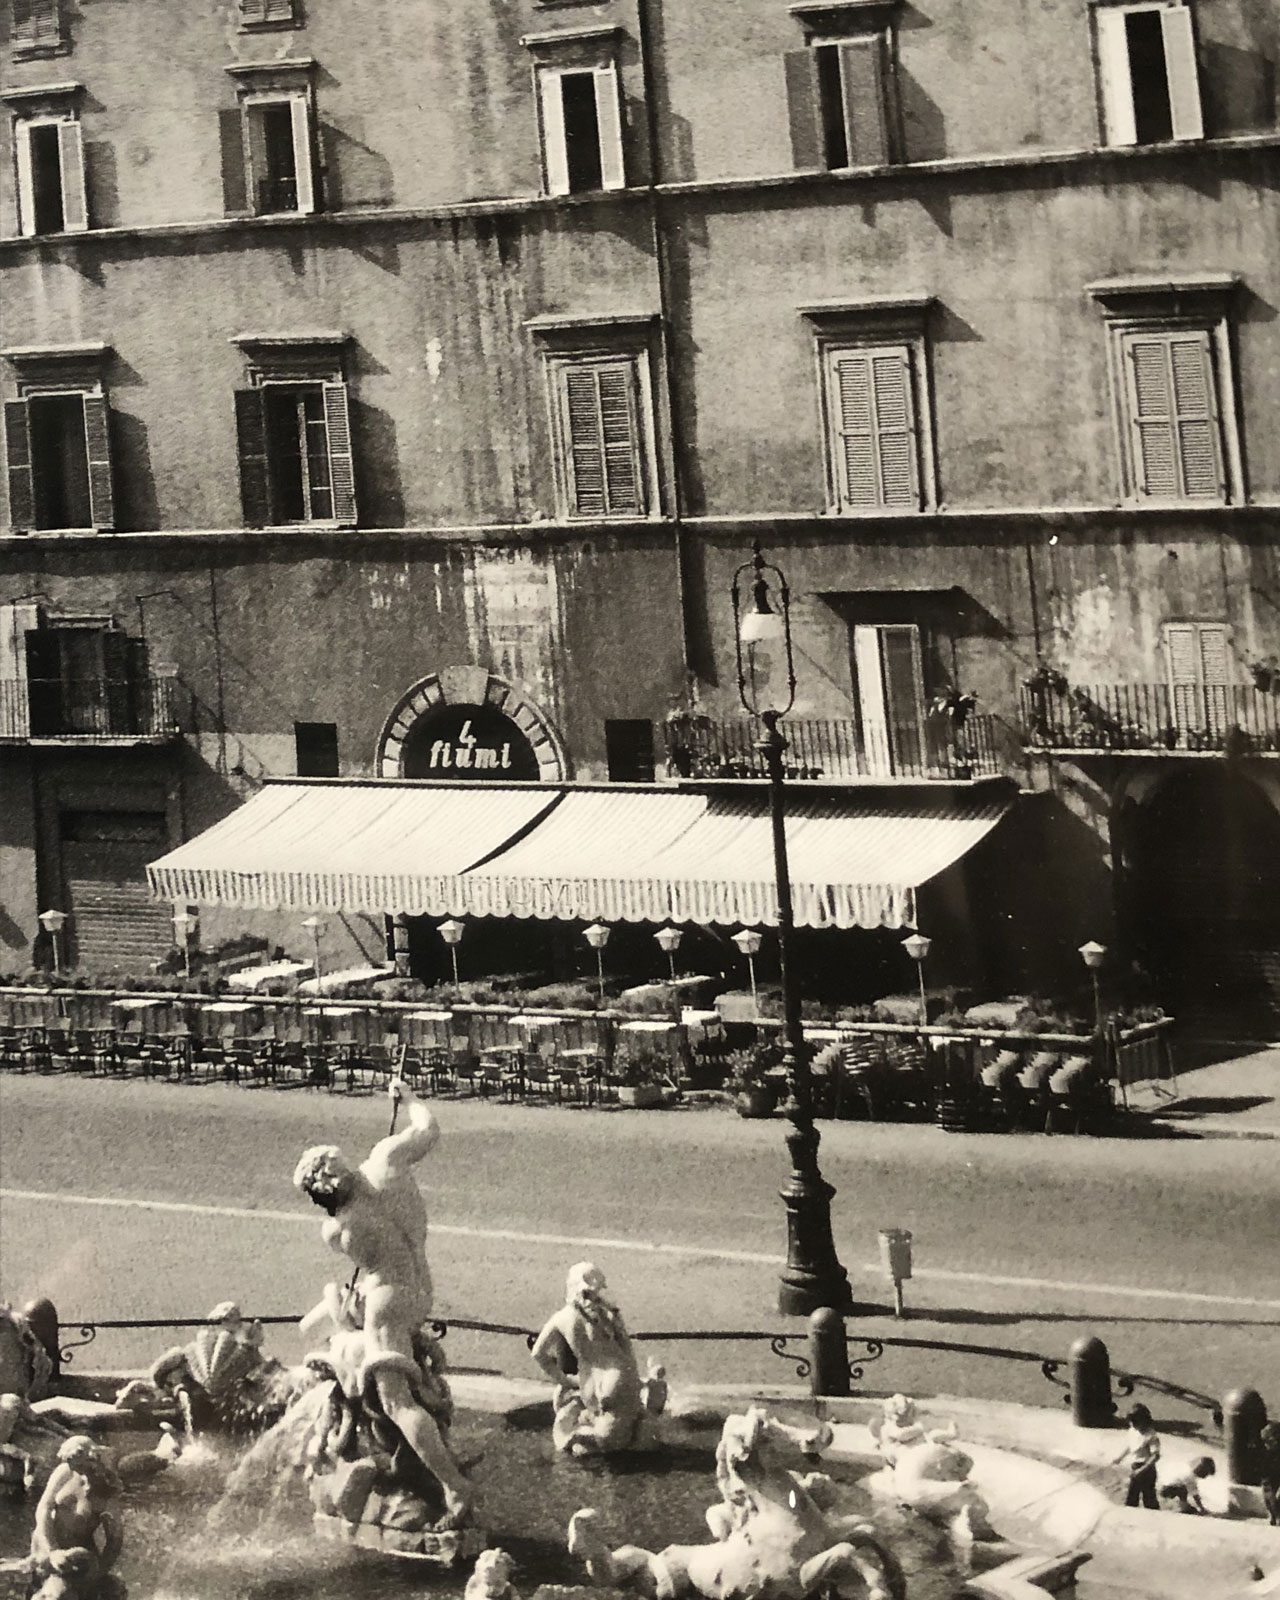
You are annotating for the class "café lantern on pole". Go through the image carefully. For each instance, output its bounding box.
[732,539,852,1316]
[38,909,67,974]
[439,918,466,986]
[302,916,324,985]
[654,925,683,983]
[902,931,932,1027]
[584,922,611,1003]
[172,907,197,979]
[732,927,763,1018]
[1079,940,1107,1034]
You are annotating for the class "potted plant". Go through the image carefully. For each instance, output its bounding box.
[723,1045,780,1119]
[610,1044,670,1108]
[1248,657,1280,694]
[931,687,978,728]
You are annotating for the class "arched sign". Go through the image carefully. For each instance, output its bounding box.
[401,703,540,782]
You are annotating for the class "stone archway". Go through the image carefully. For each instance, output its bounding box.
[376,665,569,783]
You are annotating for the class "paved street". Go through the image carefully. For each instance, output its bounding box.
[1,1074,1276,1419]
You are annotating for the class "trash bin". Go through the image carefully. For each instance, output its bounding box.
[878,1228,913,1317]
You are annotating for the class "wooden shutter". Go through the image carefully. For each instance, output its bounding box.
[828,345,919,510]
[1168,332,1223,498]
[239,0,295,19]
[538,71,570,196]
[1124,335,1178,497]
[784,51,824,170]
[1125,332,1222,501]
[597,363,644,514]
[593,65,626,190]
[244,102,270,214]
[1197,621,1230,733]
[234,388,271,527]
[853,625,891,774]
[15,121,37,238]
[14,0,61,45]
[563,366,605,514]
[82,396,115,529]
[1161,6,1203,140]
[290,96,316,214]
[560,361,645,518]
[879,622,926,772]
[839,36,890,167]
[322,382,357,525]
[1166,621,1229,731]
[1095,7,1137,146]
[57,120,89,232]
[4,400,35,532]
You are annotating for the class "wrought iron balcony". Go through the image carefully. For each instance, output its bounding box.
[1020,682,1280,756]
[662,712,1001,782]
[0,676,183,743]
[257,176,299,214]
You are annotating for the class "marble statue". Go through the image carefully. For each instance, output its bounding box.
[293,1080,479,1557]
[569,1405,906,1600]
[532,1263,667,1456]
[866,1396,994,1542]
[115,1301,293,1437]
[0,1302,53,1403]
[0,1388,72,1499]
[27,1436,126,1600]
[466,1548,519,1600]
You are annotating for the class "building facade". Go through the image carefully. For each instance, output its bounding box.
[2,0,1278,1020]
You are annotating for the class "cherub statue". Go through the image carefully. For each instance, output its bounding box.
[466,1547,519,1600]
[867,1395,994,1542]
[29,1436,125,1600]
[531,1262,667,1456]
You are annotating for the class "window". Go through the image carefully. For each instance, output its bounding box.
[1095,2,1203,146]
[4,390,113,531]
[787,33,896,169]
[605,719,655,782]
[235,383,354,525]
[238,0,298,31]
[295,720,339,776]
[523,28,625,196]
[1164,621,1230,735]
[823,344,923,510]
[26,622,141,735]
[1089,276,1241,506]
[853,623,926,776]
[10,0,64,58]
[6,87,88,235]
[225,62,317,216]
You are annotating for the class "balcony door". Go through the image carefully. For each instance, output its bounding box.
[1164,622,1230,741]
[26,625,131,736]
[853,623,926,776]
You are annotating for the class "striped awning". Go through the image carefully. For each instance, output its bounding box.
[149,779,1011,931]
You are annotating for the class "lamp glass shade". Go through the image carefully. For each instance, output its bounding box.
[1079,941,1107,969]
[739,605,785,647]
[172,911,196,938]
[902,933,932,964]
[654,926,683,953]
[38,909,67,934]
[301,916,323,932]
[439,919,465,947]
[583,923,611,950]
[732,929,763,956]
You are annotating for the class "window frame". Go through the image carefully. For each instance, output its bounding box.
[10,0,67,61]
[522,26,627,198]
[4,83,87,238]
[852,620,928,777]
[803,28,898,170]
[224,60,318,218]
[1091,0,1204,147]
[3,341,114,533]
[237,0,300,34]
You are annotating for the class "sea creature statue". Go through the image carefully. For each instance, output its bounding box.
[531,1262,667,1456]
[26,1436,126,1600]
[114,1302,294,1437]
[568,1405,906,1600]
[0,1302,54,1404]
[866,1396,995,1543]
[292,1080,481,1562]
[0,1389,73,1500]
[466,1548,520,1600]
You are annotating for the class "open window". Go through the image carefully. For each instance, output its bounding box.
[853,622,927,776]
[224,60,317,216]
[231,333,356,527]
[1094,2,1203,146]
[5,84,87,236]
[786,1,901,169]
[3,342,114,532]
[522,27,626,196]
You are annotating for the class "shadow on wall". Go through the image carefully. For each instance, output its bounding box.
[319,120,396,210]
[1199,41,1277,136]
[109,409,160,532]
[351,397,406,527]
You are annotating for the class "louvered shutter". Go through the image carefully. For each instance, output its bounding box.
[593,66,626,191]
[1197,621,1231,733]
[4,400,35,532]
[239,0,295,19]
[872,348,919,506]
[57,121,89,232]
[1095,7,1137,146]
[597,363,644,515]
[829,346,919,510]
[1124,336,1178,497]
[839,36,890,166]
[1161,6,1204,140]
[15,121,37,238]
[1168,332,1223,499]
[830,351,878,508]
[563,367,606,515]
[322,382,357,525]
[14,0,61,45]
[539,71,570,196]
[1165,621,1199,732]
[234,389,271,527]
[784,50,824,170]
[290,97,316,214]
[82,396,115,529]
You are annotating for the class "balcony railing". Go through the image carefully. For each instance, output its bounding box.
[662,713,1001,782]
[0,676,183,742]
[257,176,298,214]
[1020,682,1280,755]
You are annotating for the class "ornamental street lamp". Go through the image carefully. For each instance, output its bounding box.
[439,918,465,987]
[732,927,763,1018]
[172,907,197,980]
[732,539,852,1317]
[902,932,932,1028]
[1079,940,1107,1034]
[301,916,324,986]
[584,922,611,1003]
[38,909,67,975]
[654,925,683,984]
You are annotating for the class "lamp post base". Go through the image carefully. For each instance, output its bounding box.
[777,1117,853,1316]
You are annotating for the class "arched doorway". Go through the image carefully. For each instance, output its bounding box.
[375,666,568,783]
[1123,768,1280,1036]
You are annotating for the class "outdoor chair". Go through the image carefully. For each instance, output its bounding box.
[272,1038,307,1088]
[303,1043,332,1090]
[977,1049,1026,1131]
[1018,1050,1062,1128]
[837,1042,886,1120]
[452,1057,480,1096]
[522,1062,556,1102]
[22,1028,53,1074]
[43,1026,73,1071]
[883,1043,932,1119]
[0,1026,23,1073]
[551,1064,595,1106]
[114,1030,148,1077]
[1046,1055,1109,1135]
[477,1059,513,1100]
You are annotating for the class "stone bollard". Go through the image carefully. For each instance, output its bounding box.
[20,1297,60,1382]
[1068,1334,1112,1428]
[808,1307,851,1398]
[1223,1387,1268,1485]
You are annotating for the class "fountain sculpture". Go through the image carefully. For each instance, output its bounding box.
[27,1437,125,1600]
[568,1404,906,1600]
[866,1396,995,1543]
[531,1262,667,1455]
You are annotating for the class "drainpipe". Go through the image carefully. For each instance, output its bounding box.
[635,0,696,689]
